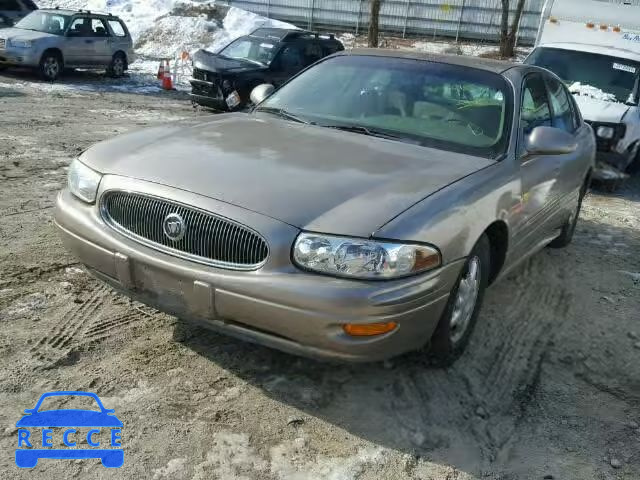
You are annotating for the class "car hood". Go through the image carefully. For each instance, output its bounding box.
[82,114,494,237]
[0,27,56,41]
[192,49,266,74]
[573,96,630,124]
[16,410,123,427]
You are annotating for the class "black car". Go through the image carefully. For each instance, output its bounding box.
[190,27,343,110]
[0,0,37,28]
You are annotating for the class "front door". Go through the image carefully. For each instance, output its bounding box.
[514,73,561,255]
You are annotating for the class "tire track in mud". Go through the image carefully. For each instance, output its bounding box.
[30,281,161,369]
[470,255,571,457]
[384,255,572,464]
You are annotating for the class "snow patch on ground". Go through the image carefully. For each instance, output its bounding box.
[569,82,619,103]
[2,293,47,318]
[190,430,389,480]
[152,457,189,479]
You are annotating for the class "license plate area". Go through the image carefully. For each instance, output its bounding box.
[132,262,214,318]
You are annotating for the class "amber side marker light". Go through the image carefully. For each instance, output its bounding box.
[586,21,595,29]
[600,24,609,30]
[343,322,398,337]
[549,16,558,24]
[613,25,622,33]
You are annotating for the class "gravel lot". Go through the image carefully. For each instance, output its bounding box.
[0,71,639,480]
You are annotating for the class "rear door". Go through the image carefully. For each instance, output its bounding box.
[269,42,307,86]
[65,16,110,66]
[87,17,111,65]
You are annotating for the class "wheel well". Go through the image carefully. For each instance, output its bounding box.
[113,50,127,62]
[484,221,508,285]
[41,48,63,63]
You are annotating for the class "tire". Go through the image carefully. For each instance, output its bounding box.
[39,51,62,81]
[108,52,127,78]
[548,178,588,249]
[428,234,490,366]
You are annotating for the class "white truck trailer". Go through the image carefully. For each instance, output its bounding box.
[525,0,640,185]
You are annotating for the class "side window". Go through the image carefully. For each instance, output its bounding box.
[277,44,305,72]
[303,42,323,65]
[68,17,91,36]
[520,74,552,135]
[68,17,108,37]
[108,20,126,37]
[91,19,109,37]
[546,76,576,133]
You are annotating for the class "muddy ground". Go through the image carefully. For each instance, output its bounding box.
[0,70,639,480]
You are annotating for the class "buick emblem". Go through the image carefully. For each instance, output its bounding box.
[162,213,186,241]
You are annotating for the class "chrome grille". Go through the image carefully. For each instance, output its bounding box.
[101,192,268,270]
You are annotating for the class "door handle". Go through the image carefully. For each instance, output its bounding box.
[85,40,94,44]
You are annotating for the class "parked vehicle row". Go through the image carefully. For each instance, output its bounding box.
[55,49,595,364]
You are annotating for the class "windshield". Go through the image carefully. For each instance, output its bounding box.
[258,55,511,158]
[219,36,278,65]
[526,47,640,104]
[15,11,71,35]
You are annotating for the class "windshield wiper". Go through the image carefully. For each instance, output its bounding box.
[254,107,310,124]
[320,124,416,143]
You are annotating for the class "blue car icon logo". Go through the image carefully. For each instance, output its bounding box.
[15,391,123,468]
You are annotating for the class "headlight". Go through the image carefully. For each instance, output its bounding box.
[68,159,102,203]
[8,39,31,48]
[292,232,441,279]
[596,126,615,139]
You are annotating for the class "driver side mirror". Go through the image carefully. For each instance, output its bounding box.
[250,84,275,105]
[524,126,577,157]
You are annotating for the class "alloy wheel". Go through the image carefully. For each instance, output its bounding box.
[43,57,59,80]
[449,256,481,344]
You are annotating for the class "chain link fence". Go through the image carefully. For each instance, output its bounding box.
[227,0,546,45]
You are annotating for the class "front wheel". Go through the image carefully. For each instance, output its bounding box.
[428,234,490,366]
[39,52,62,81]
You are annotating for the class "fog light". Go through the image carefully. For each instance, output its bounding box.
[343,322,398,337]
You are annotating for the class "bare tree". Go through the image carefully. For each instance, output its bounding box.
[368,0,382,48]
[499,0,527,58]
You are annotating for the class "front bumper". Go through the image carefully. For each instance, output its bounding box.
[0,45,40,67]
[54,179,461,362]
[189,78,227,110]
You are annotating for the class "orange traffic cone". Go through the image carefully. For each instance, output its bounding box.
[162,60,173,90]
[156,60,165,80]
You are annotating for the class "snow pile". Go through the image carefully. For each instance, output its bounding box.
[206,6,296,53]
[134,15,216,58]
[569,82,618,103]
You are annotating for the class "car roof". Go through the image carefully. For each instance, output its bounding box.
[536,42,640,63]
[249,27,339,43]
[338,48,521,74]
[39,8,122,20]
